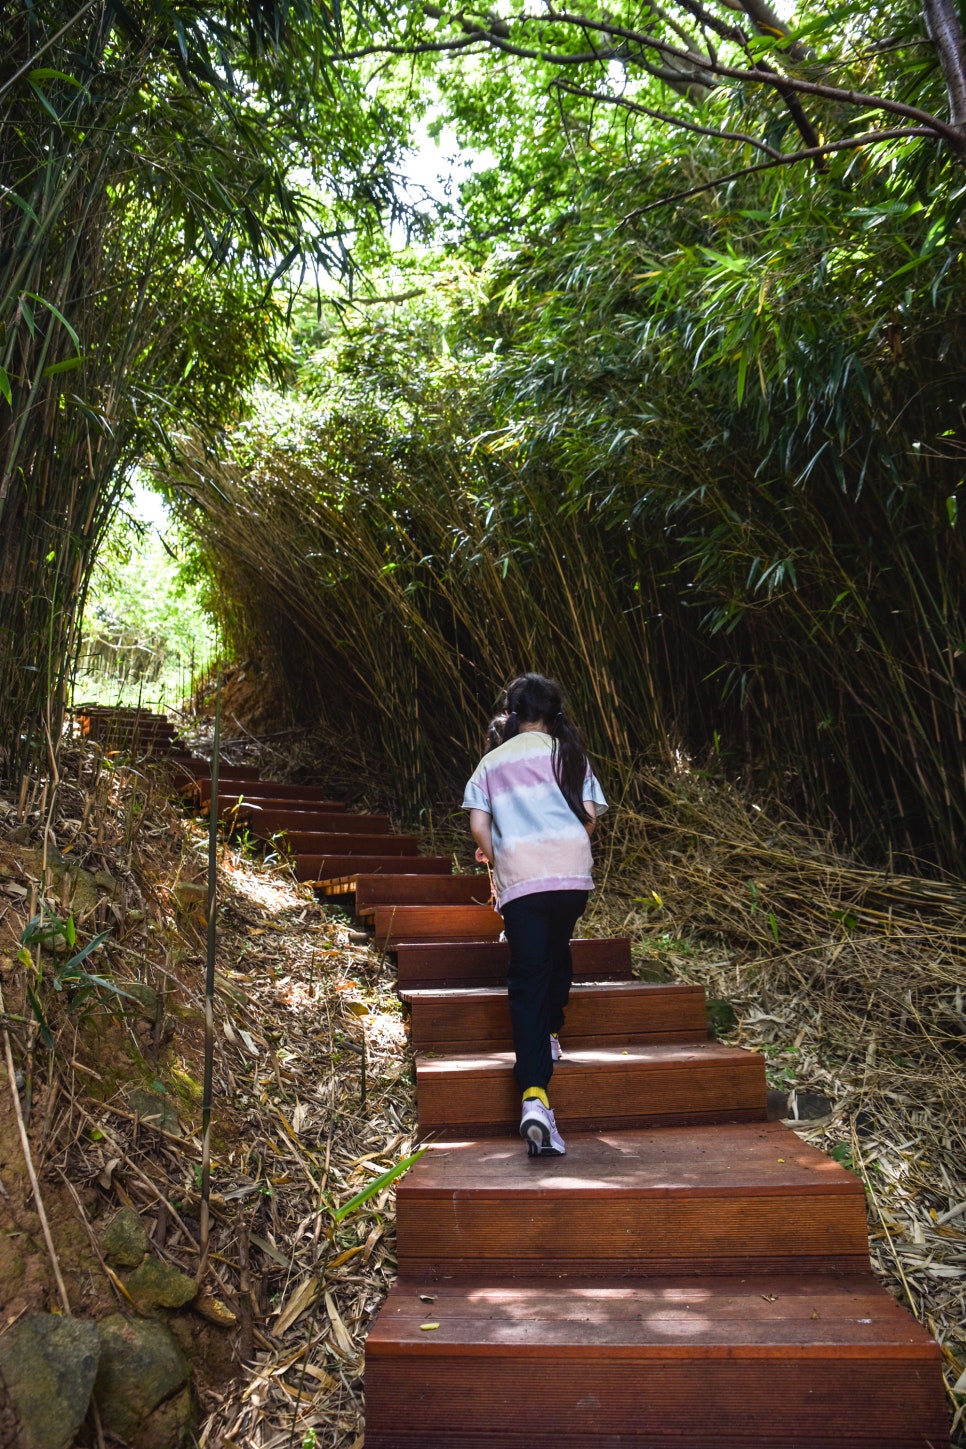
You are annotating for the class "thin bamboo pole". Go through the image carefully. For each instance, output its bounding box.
[199,669,222,1263]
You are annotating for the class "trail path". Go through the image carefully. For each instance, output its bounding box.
[72,708,955,1447]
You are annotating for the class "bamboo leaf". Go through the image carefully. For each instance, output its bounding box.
[331,1149,426,1224]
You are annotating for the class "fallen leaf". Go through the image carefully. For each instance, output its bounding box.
[325,1291,355,1357]
[274,1275,320,1337]
[195,1294,237,1328]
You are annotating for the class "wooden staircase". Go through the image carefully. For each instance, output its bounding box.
[77,708,951,1447]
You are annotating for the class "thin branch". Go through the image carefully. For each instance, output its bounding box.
[0,0,100,100]
[331,32,484,61]
[552,77,782,156]
[325,9,962,149]
[619,127,937,219]
[547,9,965,146]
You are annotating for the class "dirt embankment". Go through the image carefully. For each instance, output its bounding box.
[0,738,416,1447]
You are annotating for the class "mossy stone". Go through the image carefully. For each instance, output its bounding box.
[128,1087,182,1136]
[0,1313,100,1449]
[94,1314,190,1445]
[706,997,738,1037]
[126,1257,197,1316]
[102,1206,149,1269]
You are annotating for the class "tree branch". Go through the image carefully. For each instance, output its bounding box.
[546,10,966,148]
[326,5,965,153]
[921,0,966,134]
[552,77,781,156]
[619,127,938,219]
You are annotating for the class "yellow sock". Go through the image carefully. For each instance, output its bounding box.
[522,1086,550,1109]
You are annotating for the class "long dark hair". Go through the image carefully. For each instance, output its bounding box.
[487,673,592,824]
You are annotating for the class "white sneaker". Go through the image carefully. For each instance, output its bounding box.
[520,1098,566,1157]
[550,1033,563,1062]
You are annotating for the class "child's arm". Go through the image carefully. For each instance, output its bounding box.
[583,800,597,837]
[469,808,494,864]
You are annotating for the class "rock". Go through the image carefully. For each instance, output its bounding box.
[770,1089,834,1123]
[0,845,111,924]
[172,882,207,908]
[0,1313,100,1449]
[788,1090,833,1121]
[102,1206,150,1268]
[706,998,737,1037]
[193,1294,237,1328]
[139,1386,193,1449]
[94,1314,190,1447]
[128,1087,182,1136]
[126,1257,197,1316]
[124,982,161,1022]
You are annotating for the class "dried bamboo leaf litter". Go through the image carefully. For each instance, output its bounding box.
[2,735,963,1445]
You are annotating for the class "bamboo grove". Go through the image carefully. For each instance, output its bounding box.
[172,145,966,870]
[0,0,407,780]
[5,0,966,872]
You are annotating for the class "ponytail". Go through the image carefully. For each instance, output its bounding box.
[488,673,591,824]
[549,713,593,826]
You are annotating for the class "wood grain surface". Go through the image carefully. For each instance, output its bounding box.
[395,936,633,988]
[415,1040,767,1135]
[374,903,505,948]
[403,981,708,1051]
[300,855,452,883]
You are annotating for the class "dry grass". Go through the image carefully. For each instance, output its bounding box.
[221,717,966,1442]
[0,735,418,1449]
[4,722,962,1445]
[585,764,966,1441]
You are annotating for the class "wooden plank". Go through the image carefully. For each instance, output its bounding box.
[395,937,633,989]
[365,1275,947,1446]
[355,874,492,911]
[374,904,504,950]
[213,793,345,813]
[232,809,389,837]
[415,1041,766,1137]
[184,768,262,793]
[274,832,420,855]
[402,982,708,1053]
[395,1122,870,1278]
[304,857,452,884]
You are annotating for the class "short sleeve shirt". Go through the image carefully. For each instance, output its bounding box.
[461,731,608,908]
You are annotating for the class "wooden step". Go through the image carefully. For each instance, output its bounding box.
[373,903,504,950]
[305,856,452,885]
[77,707,169,718]
[395,1122,868,1278]
[86,721,175,736]
[183,768,262,793]
[365,1274,948,1448]
[354,874,492,912]
[403,982,708,1053]
[395,937,633,989]
[231,809,389,838]
[215,793,346,814]
[415,1040,766,1138]
[274,831,420,856]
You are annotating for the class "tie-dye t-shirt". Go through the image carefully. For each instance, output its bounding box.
[461,731,608,908]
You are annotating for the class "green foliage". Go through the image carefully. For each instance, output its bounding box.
[18,909,133,1049]
[172,83,966,869]
[74,485,219,709]
[0,0,416,779]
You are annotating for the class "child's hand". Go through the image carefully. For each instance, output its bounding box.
[475,847,491,865]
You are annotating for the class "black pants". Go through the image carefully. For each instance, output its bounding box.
[501,889,589,1093]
